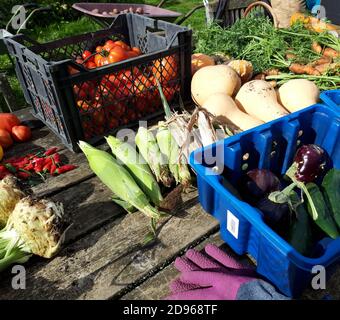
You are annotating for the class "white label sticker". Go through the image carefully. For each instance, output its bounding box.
[227,210,239,239]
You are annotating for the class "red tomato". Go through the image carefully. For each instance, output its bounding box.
[108,117,119,129]
[108,46,127,63]
[125,50,139,59]
[134,75,153,95]
[152,55,178,84]
[73,85,87,100]
[82,50,93,62]
[0,128,13,149]
[86,61,97,69]
[11,125,32,142]
[103,40,116,52]
[75,57,84,65]
[114,40,130,51]
[0,113,20,133]
[108,101,126,117]
[132,47,142,55]
[96,46,103,53]
[94,54,103,67]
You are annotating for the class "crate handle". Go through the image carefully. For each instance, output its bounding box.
[312,237,340,266]
[145,26,166,38]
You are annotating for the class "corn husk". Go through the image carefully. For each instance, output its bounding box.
[156,123,191,187]
[135,127,173,188]
[79,141,161,219]
[6,197,67,259]
[106,135,163,206]
[156,124,180,184]
[0,176,25,228]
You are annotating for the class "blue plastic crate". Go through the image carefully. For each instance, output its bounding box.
[320,90,340,110]
[189,104,340,298]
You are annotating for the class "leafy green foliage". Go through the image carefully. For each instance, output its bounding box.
[194,16,340,75]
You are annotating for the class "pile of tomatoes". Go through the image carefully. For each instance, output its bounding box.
[69,39,179,140]
[80,40,142,69]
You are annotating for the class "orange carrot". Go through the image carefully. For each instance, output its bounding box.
[289,63,321,76]
[311,41,322,54]
[311,56,332,66]
[314,63,331,74]
[323,48,339,59]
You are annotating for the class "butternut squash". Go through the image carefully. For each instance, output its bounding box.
[228,60,253,84]
[278,79,319,112]
[235,80,289,122]
[203,93,264,131]
[191,53,215,75]
[191,65,241,106]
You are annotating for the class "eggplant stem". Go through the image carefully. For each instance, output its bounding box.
[285,163,319,220]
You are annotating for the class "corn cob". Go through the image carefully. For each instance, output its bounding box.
[135,127,173,188]
[156,124,180,184]
[106,135,163,206]
[79,141,160,219]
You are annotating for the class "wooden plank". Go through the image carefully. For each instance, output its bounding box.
[0,190,219,300]
[121,233,254,300]
[121,232,224,300]
[50,176,125,243]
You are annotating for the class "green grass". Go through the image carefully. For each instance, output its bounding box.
[0,0,206,111]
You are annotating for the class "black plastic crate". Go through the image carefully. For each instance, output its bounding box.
[4,14,192,151]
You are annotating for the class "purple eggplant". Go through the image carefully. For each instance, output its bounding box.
[256,197,291,236]
[240,169,280,201]
[293,144,329,183]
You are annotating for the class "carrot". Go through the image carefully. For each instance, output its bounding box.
[323,48,339,59]
[311,56,332,67]
[254,73,266,80]
[286,52,297,60]
[314,63,332,74]
[289,63,321,76]
[311,41,322,54]
[264,68,280,76]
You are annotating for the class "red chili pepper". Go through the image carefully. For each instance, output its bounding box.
[4,156,26,164]
[43,158,53,173]
[12,158,30,169]
[33,158,45,173]
[50,164,57,176]
[44,147,58,157]
[24,162,34,171]
[16,171,30,180]
[54,164,77,175]
[53,153,61,166]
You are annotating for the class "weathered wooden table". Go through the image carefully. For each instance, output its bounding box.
[0,108,339,300]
